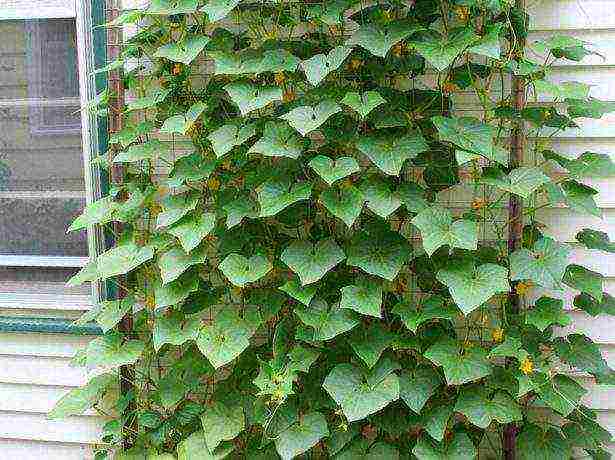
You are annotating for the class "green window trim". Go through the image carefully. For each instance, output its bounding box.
[0,316,101,335]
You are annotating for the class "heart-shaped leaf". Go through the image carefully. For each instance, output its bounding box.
[154,36,210,65]
[454,386,522,428]
[436,261,510,315]
[218,253,272,287]
[152,312,200,352]
[393,296,459,333]
[309,156,360,185]
[147,0,198,15]
[360,178,402,218]
[341,91,387,118]
[275,412,329,460]
[340,276,383,318]
[281,239,345,285]
[510,237,570,289]
[348,323,394,368]
[212,49,300,76]
[526,297,571,331]
[424,338,492,385]
[320,185,365,227]
[412,206,478,256]
[156,194,199,229]
[307,0,352,25]
[576,228,615,253]
[256,180,312,217]
[480,166,550,199]
[201,0,241,21]
[114,139,169,163]
[295,299,359,341]
[346,230,411,281]
[168,212,216,253]
[248,122,304,159]
[160,102,207,135]
[280,101,341,136]
[127,88,172,112]
[49,374,115,419]
[412,27,478,71]
[177,431,235,460]
[413,433,477,460]
[399,366,442,414]
[200,401,245,452]
[470,24,503,59]
[356,131,428,176]
[279,279,317,306]
[224,82,283,115]
[223,196,258,228]
[167,153,216,188]
[517,425,571,460]
[84,334,145,369]
[208,124,256,158]
[300,46,352,86]
[158,246,207,285]
[347,21,421,57]
[563,264,603,300]
[97,241,154,280]
[154,275,199,309]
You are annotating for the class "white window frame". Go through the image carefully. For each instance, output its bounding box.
[0,0,105,302]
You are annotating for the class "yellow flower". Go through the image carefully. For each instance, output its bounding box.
[492,328,504,343]
[392,43,404,57]
[520,357,534,375]
[455,6,470,22]
[471,198,488,210]
[282,89,296,103]
[441,81,459,94]
[349,58,363,71]
[207,177,220,191]
[274,72,286,85]
[171,63,183,75]
[516,281,533,296]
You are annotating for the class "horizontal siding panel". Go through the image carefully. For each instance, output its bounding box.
[0,355,93,387]
[0,412,102,444]
[0,333,93,358]
[0,440,94,460]
[0,1,75,20]
[529,0,615,31]
[0,383,98,415]
[529,30,615,67]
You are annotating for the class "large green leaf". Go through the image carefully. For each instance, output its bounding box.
[68,196,117,232]
[49,374,115,419]
[167,153,216,188]
[200,402,245,451]
[97,241,154,280]
[126,88,171,112]
[525,297,571,332]
[257,180,312,217]
[323,359,400,422]
[346,230,411,281]
[347,21,421,57]
[509,237,570,289]
[160,102,207,135]
[281,239,345,285]
[211,49,300,76]
[248,122,303,159]
[424,339,492,385]
[544,150,615,178]
[469,24,503,59]
[152,312,200,352]
[340,276,383,318]
[280,101,341,136]
[422,405,452,442]
[517,425,571,460]
[156,194,199,229]
[218,253,272,287]
[147,0,198,14]
[436,261,510,315]
[454,387,522,428]
[554,333,612,377]
[279,279,317,306]
[158,246,207,285]
[154,36,210,65]
[208,124,256,158]
[480,166,550,199]
[309,156,360,185]
[399,366,442,414]
[320,185,365,227]
[356,131,428,176]
[177,431,234,460]
[84,334,145,369]
[223,196,258,228]
[535,374,587,417]
[348,323,394,368]
[168,212,216,253]
[196,309,256,369]
[563,264,604,300]
[307,0,352,26]
[360,178,402,218]
[413,433,477,460]
[393,296,459,333]
[412,206,478,256]
[576,228,615,253]
[81,297,134,333]
[275,412,329,460]
[567,98,615,119]
[341,91,387,118]
[114,139,169,163]
[413,27,479,71]
[295,299,359,341]
[535,80,590,101]
[335,440,400,460]
[224,83,283,116]
[201,0,241,21]
[300,46,352,86]
[574,292,615,317]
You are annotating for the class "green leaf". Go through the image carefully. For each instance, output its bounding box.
[97,241,154,280]
[509,237,570,289]
[127,88,171,112]
[336,441,400,460]
[248,122,304,159]
[574,292,615,317]
[168,213,216,253]
[552,180,602,218]
[422,405,452,442]
[158,246,207,285]
[114,139,169,163]
[200,402,245,451]
[413,27,479,71]
[413,433,477,460]
[154,275,199,309]
[154,36,210,65]
[211,49,300,76]
[224,83,283,116]
[201,0,241,21]
[577,228,615,253]
[147,0,198,14]
[275,412,329,460]
[346,231,411,281]
[257,180,312,217]
[309,156,360,185]
[436,261,509,315]
[177,431,234,460]
[279,279,317,306]
[347,21,421,58]
[208,124,256,158]
[534,80,590,101]
[223,196,258,228]
[160,102,207,135]
[85,334,145,369]
[554,333,612,377]
[469,24,502,59]
[341,91,387,118]
[156,194,199,229]
[49,374,115,419]
[323,360,400,422]
[535,374,586,417]
[320,185,365,227]
[91,297,134,333]
[360,178,402,218]
[280,101,341,136]
[109,120,154,147]
[307,0,352,26]
[526,297,571,332]
[196,309,256,369]
[399,366,442,414]
[356,131,428,176]
[348,323,394,368]
[295,299,359,341]
[480,166,550,199]
[489,336,528,362]
[517,425,570,460]
[454,387,522,428]
[68,196,117,232]
[167,153,216,188]
[67,261,100,286]
[218,253,272,287]
[281,239,345,285]
[398,181,432,213]
[412,206,478,256]
[393,296,459,333]
[340,276,383,318]
[300,46,352,86]
[152,312,200,352]
[563,264,603,300]
[424,338,492,385]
